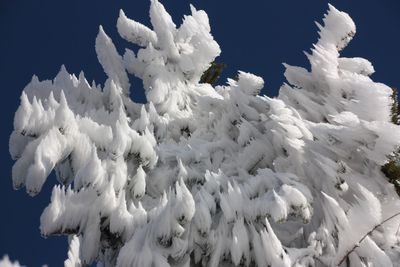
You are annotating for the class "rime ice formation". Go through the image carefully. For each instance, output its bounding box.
[9,1,400,266]
[0,255,23,267]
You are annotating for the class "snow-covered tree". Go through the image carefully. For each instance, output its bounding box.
[9,1,400,266]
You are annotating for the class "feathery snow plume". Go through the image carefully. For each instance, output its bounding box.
[64,235,82,267]
[9,1,400,266]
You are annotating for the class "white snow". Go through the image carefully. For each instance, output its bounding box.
[0,256,23,267]
[9,1,400,266]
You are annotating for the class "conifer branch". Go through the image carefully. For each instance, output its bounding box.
[338,211,400,266]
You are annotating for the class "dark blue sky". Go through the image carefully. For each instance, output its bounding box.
[1,1,399,266]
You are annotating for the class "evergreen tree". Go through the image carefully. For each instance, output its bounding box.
[9,1,400,266]
[200,62,226,85]
[381,88,400,195]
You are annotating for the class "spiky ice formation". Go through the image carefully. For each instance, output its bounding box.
[9,1,400,266]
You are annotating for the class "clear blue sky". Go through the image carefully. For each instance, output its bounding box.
[1,0,399,266]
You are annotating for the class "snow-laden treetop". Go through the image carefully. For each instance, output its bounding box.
[9,1,400,266]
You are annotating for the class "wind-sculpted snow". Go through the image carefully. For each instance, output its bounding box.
[9,1,400,266]
[0,256,24,267]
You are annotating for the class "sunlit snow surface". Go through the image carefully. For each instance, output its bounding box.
[9,1,400,266]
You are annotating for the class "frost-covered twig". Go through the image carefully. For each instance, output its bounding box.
[338,211,400,266]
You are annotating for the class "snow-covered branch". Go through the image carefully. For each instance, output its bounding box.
[9,1,400,266]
